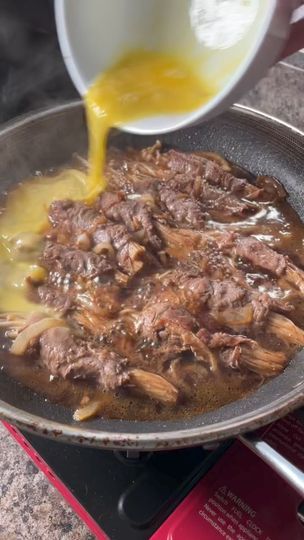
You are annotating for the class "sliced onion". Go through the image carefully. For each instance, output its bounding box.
[127,193,141,200]
[128,368,178,404]
[139,193,155,206]
[10,317,66,355]
[73,400,101,421]
[115,270,129,285]
[157,269,174,281]
[76,232,92,251]
[93,242,114,256]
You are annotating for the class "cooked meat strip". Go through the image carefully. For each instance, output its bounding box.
[105,149,169,193]
[234,236,287,276]
[93,224,146,275]
[98,192,162,249]
[38,284,73,314]
[135,299,216,369]
[158,185,206,227]
[160,149,260,198]
[49,198,148,277]
[158,272,296,350]
[208,280,247,310]
[137,302,196,337]
[157,266,292,324]
[49,200,105,239]
[203,331,251,349]
[198,182,256,220]
[163,176,256,220]
[39,326,129,390]
[197,329,287,376]
[40,241,113,279]
[105,147,262,206]
[191,229,304,297]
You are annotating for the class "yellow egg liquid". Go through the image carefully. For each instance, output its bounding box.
[0,170,88,313]
[85,50,214,197]
[0,49,214,313]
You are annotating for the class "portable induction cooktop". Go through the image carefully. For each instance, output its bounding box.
[2,412,304,540]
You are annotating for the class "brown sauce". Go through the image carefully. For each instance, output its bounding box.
[0,347,260,421]
[1,148,304,422]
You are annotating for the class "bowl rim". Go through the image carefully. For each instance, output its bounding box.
[54,0,286,135]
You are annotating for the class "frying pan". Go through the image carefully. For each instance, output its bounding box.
[0,101,304,457]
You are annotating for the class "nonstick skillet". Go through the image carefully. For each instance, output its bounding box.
[0,101,304,455]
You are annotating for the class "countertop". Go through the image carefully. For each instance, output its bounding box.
[1,55,304,540]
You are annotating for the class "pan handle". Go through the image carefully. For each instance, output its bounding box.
[239,433,304,497]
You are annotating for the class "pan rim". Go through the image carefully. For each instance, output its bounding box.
[1,386,304,449]
[0,101,304,449]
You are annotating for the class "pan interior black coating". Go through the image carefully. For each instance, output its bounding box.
[0,102,303,449]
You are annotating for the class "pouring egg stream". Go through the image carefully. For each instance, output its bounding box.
[0,49,215,313]
[85,49,214,196]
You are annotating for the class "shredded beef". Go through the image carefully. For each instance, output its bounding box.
[208,332,251,349]
[38,285,73,314]
[162,149,258,196]
[198,183,255,219]
[159,270,211,309]
[20,142,302,408]
[137,302,196,338]
[41,241,113,279]
[220,346,242,369]
[235,236,287,276]
[209,280,247,310]
[163,176,255,220]
[39,326,129,390]
[93,224,146,275]
[158,185,205,227]
[98,192,162,249]
[180,276,210,300]
[49,200,104,235]
[252,293,293,323]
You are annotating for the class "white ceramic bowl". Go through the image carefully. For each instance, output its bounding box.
[55,0,297,135]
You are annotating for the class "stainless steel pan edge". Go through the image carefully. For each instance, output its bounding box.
[0,101,303,450]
